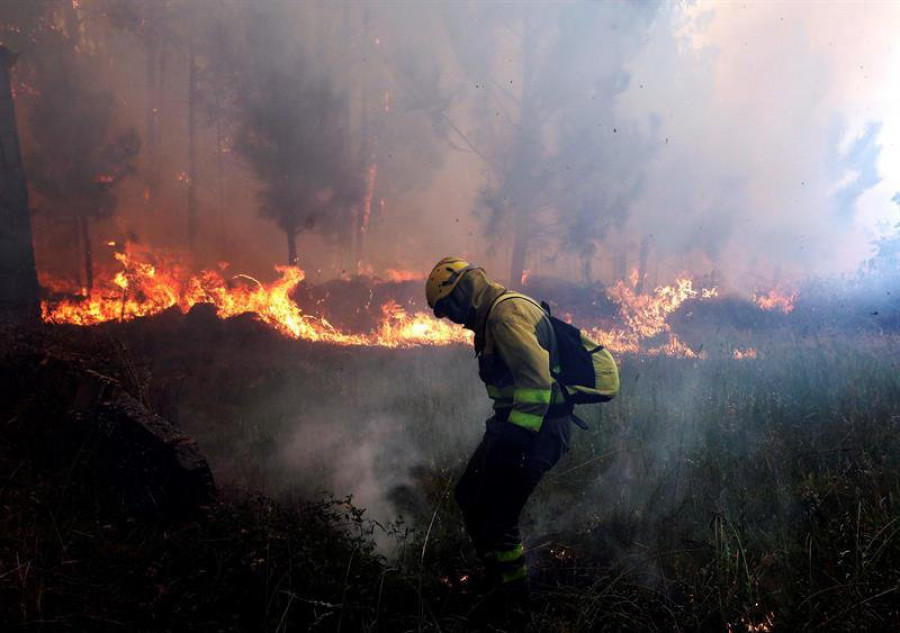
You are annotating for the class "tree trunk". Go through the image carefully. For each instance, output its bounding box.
[79,215,93,293]
[63,1,81,47]
[0,47,40,324]
[73,217,83,289]
[214,68,224,221]
[636,236,650,294]
[507,7,537,289]
[509,229,528,290]
[145,29,160,205]
[613,248,627,282]
[286,230,297,267]
[354,4,375,267]
[581,254,593,285]
[187,40,198,251]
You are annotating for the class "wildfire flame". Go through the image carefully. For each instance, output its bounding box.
[380,269,424,283]
[41,246,468,348]
[754,287,795,313]
[587,277,716,357]
[732,347,758,360]
[40,245,740,357]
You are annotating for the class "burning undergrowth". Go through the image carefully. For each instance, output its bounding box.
[37,242,868,360]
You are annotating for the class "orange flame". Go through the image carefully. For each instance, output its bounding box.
[521,269,532,286]
[587,277,714,357]
[754,287,795,313]
[40,245,468,348]
[380,269,424,283]
[41,246,728,357]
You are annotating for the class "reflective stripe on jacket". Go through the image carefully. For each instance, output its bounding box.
[478,293,566,431]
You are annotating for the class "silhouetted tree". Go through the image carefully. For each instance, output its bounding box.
[442,3,658,287]
[25,22,139,291]
[0,46,40,324]
[229,5,359,266]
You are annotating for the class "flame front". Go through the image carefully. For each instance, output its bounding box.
[41,246,733,355]
[41,245,468,348]
[587,277,716,357]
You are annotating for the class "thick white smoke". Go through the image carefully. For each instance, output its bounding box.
[615,2,900,286]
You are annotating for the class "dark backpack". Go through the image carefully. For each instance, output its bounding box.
[488,293,620,406]
[538,300,620,404]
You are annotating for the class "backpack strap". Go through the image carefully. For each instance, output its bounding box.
[486,293,590,430]
[485,292,546,324]
[479,292,543,355]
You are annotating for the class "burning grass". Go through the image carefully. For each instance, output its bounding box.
[38,244,745,357]
[40,245,470,348]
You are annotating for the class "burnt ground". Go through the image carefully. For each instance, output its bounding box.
[3,308,900,631]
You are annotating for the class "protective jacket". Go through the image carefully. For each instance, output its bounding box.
[469,274,569,432]
[453,268,573,591]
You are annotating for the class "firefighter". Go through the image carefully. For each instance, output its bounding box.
[425,256,572,601]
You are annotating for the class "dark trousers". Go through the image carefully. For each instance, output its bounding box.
[455,414,570,584]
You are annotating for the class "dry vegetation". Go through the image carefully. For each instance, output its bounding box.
[2,313,900,631]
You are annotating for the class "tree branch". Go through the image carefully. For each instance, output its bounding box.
[439,112,500,171]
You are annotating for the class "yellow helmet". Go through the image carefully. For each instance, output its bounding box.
[425,256,476,309]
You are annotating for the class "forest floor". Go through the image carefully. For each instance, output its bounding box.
[2,311,900,631]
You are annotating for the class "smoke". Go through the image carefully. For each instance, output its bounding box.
[9,1,897,288]
[177,344,488,532]
[616,2,900,287]
[279,411,426,540]
[223,3,361,264]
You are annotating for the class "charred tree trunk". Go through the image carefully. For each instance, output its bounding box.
[63,2,80,47]
[509,226,528,290]
[507,10,537,290]
[215,118,224,220]
[144,19,163,206]
[285,213,297,266]
[79,214,93,293]
[73,217,83,289]
[614,249,627,282]
[581,254,593,285]
[354,4,373,267]
[286,230,297,267]
[145,41,157,204]
[187,40,199,251]
[0,47,40,324]
[214,23,225,222]
[636,236,650,294]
